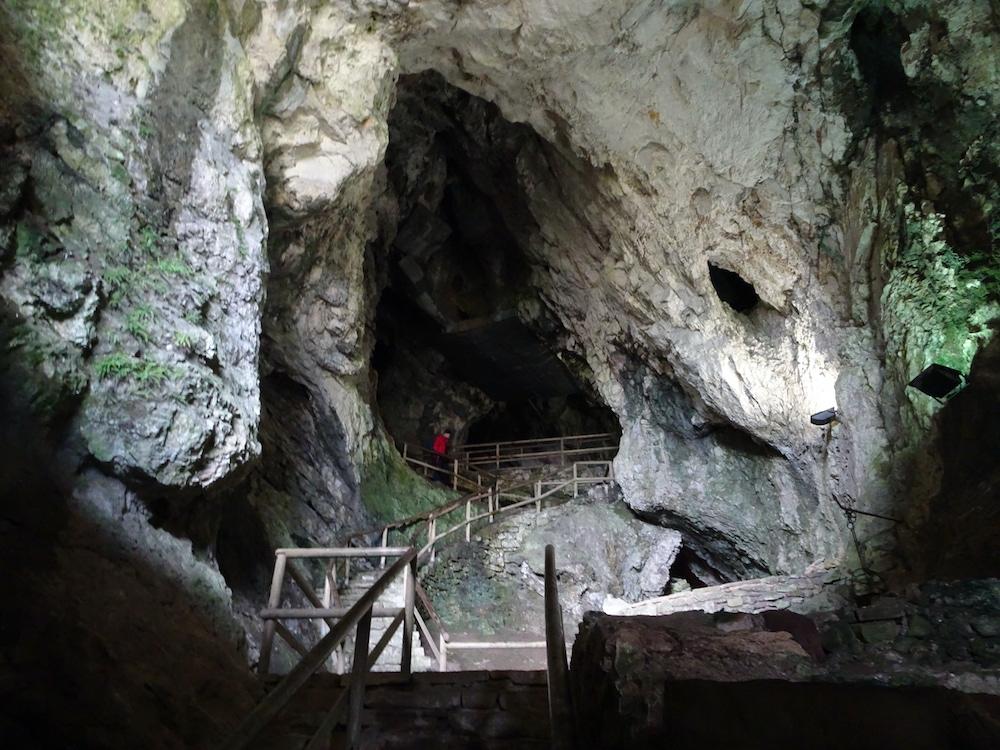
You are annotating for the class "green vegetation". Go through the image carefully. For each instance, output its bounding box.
[110,162,130,184]
[139,225,159,255]
[173,330,193,349]
[126,304,154,344]
[15,222,44,259]
[361,436,459,526]
[882,203,1000,378]
[234,218,249,258]
[95,352,172,386]
[103,265,135,305]
[2,0,67,64]
[153,256,193,277]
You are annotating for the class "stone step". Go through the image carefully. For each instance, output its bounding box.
[255,671,549,749]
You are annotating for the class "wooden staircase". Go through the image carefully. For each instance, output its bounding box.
[252,671,549,750]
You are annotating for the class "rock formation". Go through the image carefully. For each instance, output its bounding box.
[0,1,997,746]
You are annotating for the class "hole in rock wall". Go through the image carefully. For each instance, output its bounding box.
[707,262,760,313]
[372,73,619,452]
[849,5,909,108]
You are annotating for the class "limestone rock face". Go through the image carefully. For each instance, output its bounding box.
[6,0,995,578]
[1,0,998,744]
[377,0,998,576]
[1,2,267,488]
[428,487,687,633]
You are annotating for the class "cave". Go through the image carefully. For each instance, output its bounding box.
[1,2,999,749]
[707,261,760,313]
[371,74,620,451]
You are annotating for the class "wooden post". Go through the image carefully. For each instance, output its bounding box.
[402,557,416,677]
[329,562,344,673]
[536,480,542,512]
[573,463,579,498]
[379,527,388,569]
[428,517,436,563]
[560,437,566,467]
[345,557,350,586]
[489,488,495,523]
[258,552,287,675]
[322,561,333,671]
[545,544,576,750]
[439,633,447,672]
[495,443,500,470]
[347,608,373,747]
[452,459,459,491]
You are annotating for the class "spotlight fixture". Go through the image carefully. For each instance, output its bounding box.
[810,407,838,426]
[907,363,965,401]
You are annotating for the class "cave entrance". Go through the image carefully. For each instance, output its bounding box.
[372,73,619,458]
[708,262,760,313]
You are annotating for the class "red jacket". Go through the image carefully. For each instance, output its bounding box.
[432,434,449,455]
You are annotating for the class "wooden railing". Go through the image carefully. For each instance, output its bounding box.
[457,431,618,471]
[545,544,577,750]
[225,547,418,750]
[341,460,613,670]
[348,460,614,562]
[398,442,498,492]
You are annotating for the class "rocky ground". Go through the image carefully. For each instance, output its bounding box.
[420,485,686,666]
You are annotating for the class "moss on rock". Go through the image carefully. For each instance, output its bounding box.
[360,434,458,525]
[882,203,1000,390]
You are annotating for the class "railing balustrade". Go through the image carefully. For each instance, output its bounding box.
[225,547,418,750]
[228,448,614,746]
[399,431,619,482]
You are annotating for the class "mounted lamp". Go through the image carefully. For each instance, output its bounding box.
[810,408,838,426]
[907,363,966,401]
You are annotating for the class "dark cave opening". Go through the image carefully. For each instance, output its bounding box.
[849,6,910,108]
[708,262,760,313]
[372,72,618,452]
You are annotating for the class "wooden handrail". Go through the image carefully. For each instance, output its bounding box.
[461,431,617,450]
[322,460,611,682]
[545,544,576,750]
[224,548,418,750]
[399,441,500,491]
[462,446,618,470]
[414,580,449,671]
[345,477,538,544]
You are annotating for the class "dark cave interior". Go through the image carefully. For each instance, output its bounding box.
[371,73,619,450]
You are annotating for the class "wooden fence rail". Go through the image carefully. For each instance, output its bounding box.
[225,547,418,750]
[399,431,619,481]
[338,460,613,673]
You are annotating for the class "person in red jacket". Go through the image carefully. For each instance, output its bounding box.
[431,431,451,483]
[432,431,451,464]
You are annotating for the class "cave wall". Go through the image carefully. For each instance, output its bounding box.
[0,0,997,745]
[382,0,999,578]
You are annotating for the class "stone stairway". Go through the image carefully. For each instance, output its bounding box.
[337,570,433,673]
[253,671,549,750]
